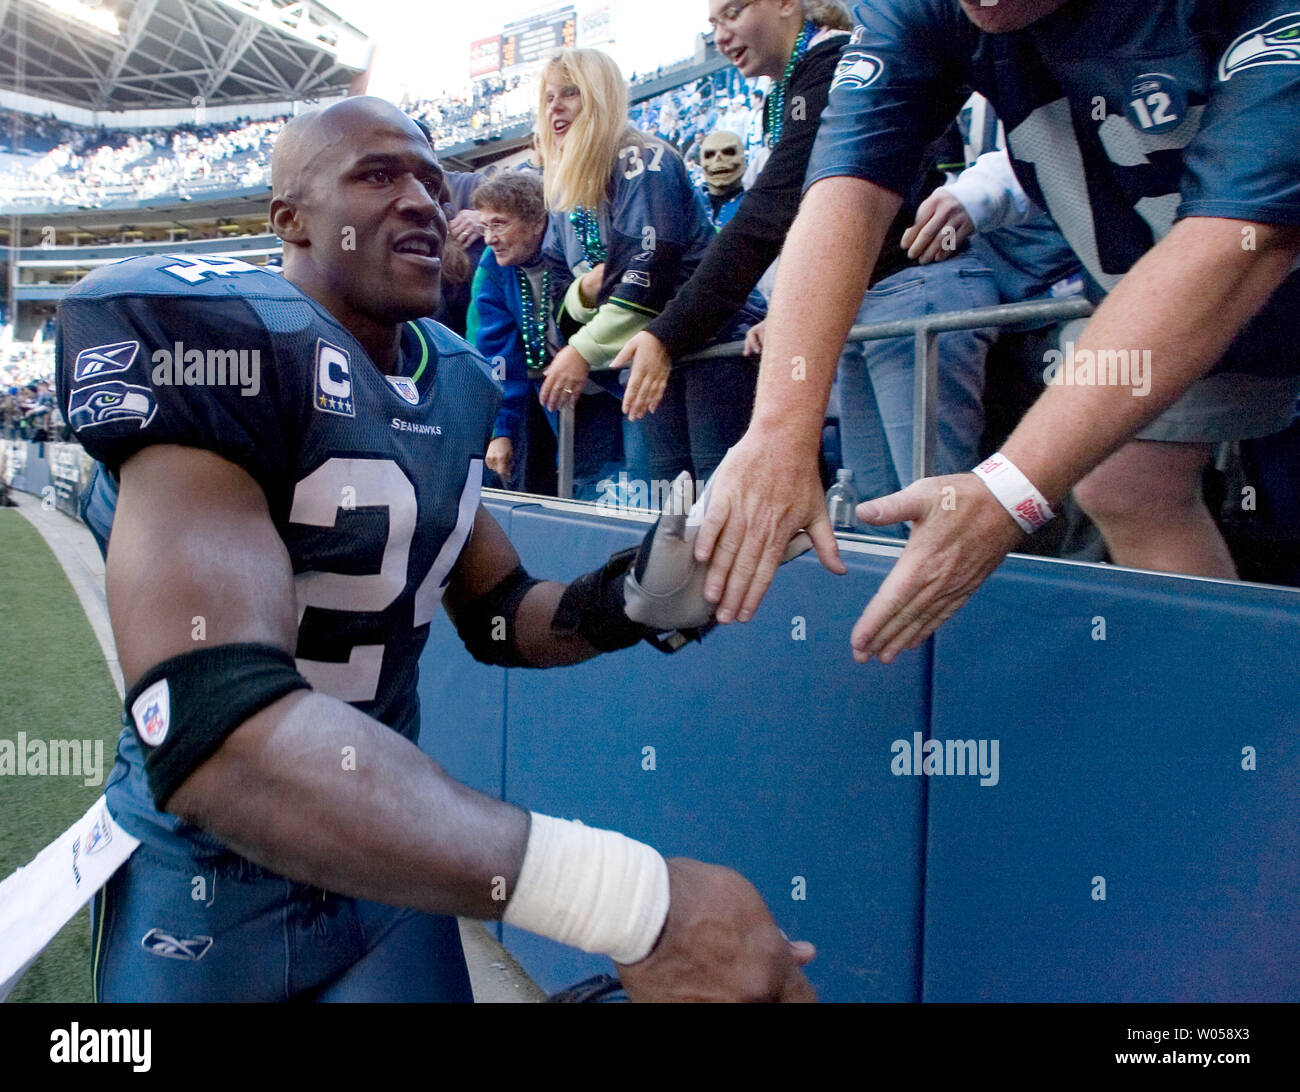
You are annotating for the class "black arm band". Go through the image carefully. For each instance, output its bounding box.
[551,546,654,653]
[125,643,311,807]
[454,563,544,667]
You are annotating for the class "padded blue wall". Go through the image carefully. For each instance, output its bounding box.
[415,497,1300,1003]
[13,444,1294,1001]
[924,562,1300,1001]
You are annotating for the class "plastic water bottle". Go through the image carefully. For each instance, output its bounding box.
[826,469,859,532]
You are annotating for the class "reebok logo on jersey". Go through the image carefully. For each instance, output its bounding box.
[831,51,883,93]
[1220,12,1300,80]
[315,339,355,417]
[141,929,213,962]
[130,679,170,746]
[66,381,156,432]
[74,340,140,382]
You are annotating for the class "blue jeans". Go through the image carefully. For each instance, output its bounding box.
[641,352,759,487]
[542,380,650,504]
[836,255,997,532]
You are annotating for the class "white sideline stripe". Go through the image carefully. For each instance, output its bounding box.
[0,795,138,1002]
[3,497,132,1000]
[11,492,124,697]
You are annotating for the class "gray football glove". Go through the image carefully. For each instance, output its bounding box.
[623,472,812,646]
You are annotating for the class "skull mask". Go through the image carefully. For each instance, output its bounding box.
[701,130,745,196]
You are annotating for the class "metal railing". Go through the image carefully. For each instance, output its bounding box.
[532,296,1096,500]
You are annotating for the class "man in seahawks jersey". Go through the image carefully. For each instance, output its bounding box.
[696,0,1300,662]
[57,97,815,1002]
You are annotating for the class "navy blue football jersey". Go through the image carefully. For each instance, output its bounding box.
[57,254,500,851]
[544,134,717,317]
[808,0,1300,375]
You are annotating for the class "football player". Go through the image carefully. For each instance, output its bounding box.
[57,96,815,1002]
[695,0,1300,660]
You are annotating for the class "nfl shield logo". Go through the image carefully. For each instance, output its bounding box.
[386,375,420,405]
[131,679,171,746]
[84,808,113,855]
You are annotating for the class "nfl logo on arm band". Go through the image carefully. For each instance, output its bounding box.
[131,680,170,746]
[971,452,1054,534]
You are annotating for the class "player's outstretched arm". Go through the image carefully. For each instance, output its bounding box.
[442,506,604,668]
[852,216,1300,664]
[444,473,796,666]
[115,445,814,998]
[694,176,902,623]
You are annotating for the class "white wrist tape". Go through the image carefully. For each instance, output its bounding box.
[502,813,670,965]
[971,452,1054,533]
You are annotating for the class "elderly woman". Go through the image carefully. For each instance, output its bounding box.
[536,47,763,500]
[468,172,551,492]
[469,171,620,499]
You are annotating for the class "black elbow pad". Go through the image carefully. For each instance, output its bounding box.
[124,643,310,807]
[453,564,542,667]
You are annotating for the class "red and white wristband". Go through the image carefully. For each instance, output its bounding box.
[970,452,1054,534]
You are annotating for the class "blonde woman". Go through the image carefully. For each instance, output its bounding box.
[536,48,764,492]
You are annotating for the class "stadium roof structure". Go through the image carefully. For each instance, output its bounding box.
[0,0,370,111]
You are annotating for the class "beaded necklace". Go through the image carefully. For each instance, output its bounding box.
[568,205,607,265]
[765,20,815,149]
[516,267,553,371]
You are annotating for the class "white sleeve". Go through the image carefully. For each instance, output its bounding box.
[942,147,1039,232]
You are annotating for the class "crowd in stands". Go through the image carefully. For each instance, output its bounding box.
[0,60,751,211]
[7,2,1300,595]
[1,352,59,441]
[0,72,542,209]
[407,75,536,151]
[446,21,1299,589]
[629,69,764,187]
[0,110,283,207]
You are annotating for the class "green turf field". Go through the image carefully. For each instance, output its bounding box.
[0,508,122,1003]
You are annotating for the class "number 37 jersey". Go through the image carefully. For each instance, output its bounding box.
[57,254,502,747]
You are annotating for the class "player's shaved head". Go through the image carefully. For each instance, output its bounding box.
[272,96,431,203]
[267,94,447,366]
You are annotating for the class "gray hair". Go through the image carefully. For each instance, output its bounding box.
[472,171,546,224]
[803,0,853,31]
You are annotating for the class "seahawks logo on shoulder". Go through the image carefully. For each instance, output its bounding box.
[832,51,884,93]
[1220,12,1300,80]
[67,380,157,431]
